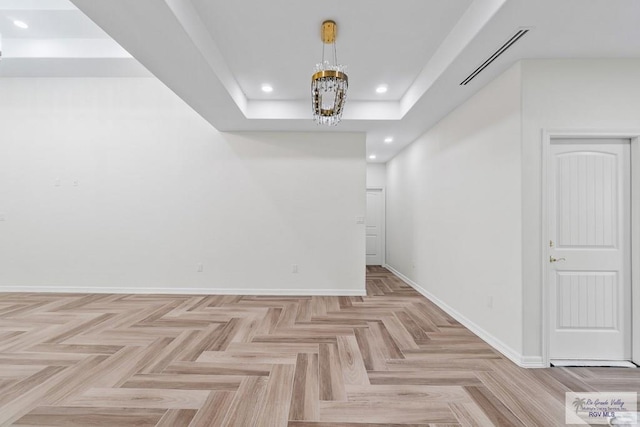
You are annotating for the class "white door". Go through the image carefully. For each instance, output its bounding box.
[366,189,384,265]
[549,139,631,361]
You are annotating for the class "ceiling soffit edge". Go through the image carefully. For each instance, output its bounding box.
[163,0,506,122]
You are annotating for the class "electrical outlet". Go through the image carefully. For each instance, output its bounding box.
[0,213,4,221]
[54,178,61,187]
[292,264,298,274]
[487,296,493,309]
[197,263,204,272]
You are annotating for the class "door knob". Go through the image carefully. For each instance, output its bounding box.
[550,256,566,263]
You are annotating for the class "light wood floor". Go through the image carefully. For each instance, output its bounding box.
[1,266,638,426]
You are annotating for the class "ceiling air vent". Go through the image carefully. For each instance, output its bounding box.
[460,28,530,86]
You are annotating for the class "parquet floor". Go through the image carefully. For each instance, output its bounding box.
[1,266,638,426]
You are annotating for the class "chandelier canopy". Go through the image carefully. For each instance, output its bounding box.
[311,20,348,126]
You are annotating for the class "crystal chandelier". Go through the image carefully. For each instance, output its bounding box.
[311,20,348,126]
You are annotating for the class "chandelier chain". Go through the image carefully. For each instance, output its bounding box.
[322,42,325,64]
[333,41,338,66]
[320,38,338,67]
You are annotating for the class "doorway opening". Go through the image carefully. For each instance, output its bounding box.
[366,189,385,266]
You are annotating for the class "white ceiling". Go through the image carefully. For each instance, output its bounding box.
[0,0,148,76]
[0,9,105,39]
[190,0,473,101]
[1,0,640,162]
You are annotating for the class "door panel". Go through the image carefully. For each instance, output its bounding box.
[549,139,631,360]
[557,272,617,330]
[556,152,617,248]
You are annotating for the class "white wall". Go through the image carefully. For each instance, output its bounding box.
[521,59,640,359]
[386,63,524,359]
[366,163,386,189]
[0,78,366,295]
[386,59,640,366]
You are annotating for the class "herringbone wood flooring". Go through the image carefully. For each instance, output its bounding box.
[1,266,638,426]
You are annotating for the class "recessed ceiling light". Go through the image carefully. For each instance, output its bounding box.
[369,154,377,160]
[13,20,28,29]
[375,85,388,94]
[384,137,393,143]
[261,84,273,93]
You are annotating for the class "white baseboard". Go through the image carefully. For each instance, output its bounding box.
[384,264,546,369]
[0,286,366,297]
[520,356,546,368]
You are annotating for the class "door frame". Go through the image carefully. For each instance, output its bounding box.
[366,187,386,266]
[541,130,640,367]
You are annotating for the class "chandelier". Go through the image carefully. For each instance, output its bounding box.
[311,20,348,126]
